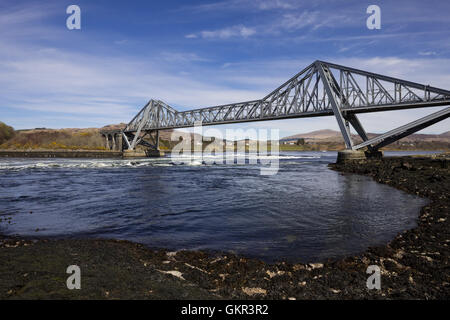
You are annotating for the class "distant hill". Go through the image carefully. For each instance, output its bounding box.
[283,129,450,142]
[1,123,448,151]
[281,129,450,151]
[283,129,342,141]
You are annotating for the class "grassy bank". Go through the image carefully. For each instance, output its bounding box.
[0,128,107,151]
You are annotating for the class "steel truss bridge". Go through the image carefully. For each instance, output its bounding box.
[117,60,450,153]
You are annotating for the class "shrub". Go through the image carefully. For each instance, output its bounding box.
[0,122,15,145]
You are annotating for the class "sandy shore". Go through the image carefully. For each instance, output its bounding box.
[0,155,448,299]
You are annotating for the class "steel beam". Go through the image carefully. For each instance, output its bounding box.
[315,61,354,149]
[156,130,160,150]
[353,107,450,150]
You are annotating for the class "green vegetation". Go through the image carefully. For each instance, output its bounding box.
[0,122,15,145]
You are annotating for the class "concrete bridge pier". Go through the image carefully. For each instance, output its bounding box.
[120,129,165,158]
[104,135,109,150]
[101,131,122,151]
[145,130,164,157]
[337,149,383,163]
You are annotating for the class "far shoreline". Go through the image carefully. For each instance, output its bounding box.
[0,148,445,159]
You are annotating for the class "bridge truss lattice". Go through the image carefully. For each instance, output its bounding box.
[121,60,450,151]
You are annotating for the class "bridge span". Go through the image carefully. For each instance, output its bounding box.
[103,60,450,155]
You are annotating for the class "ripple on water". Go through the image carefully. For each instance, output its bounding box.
[0,151,427,263]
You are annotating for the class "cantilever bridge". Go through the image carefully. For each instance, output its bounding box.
[101,60,450,154]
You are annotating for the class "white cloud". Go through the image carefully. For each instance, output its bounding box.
[0,3,53,26]
[160,52,209,63]
[184,8,358,41]
[418,51,437,56]
[278,12,320,31]
[255,0,297,10]
[192,25,256,39]
[0,41,266,128]
[114,39,129,45]
[0,3,62,41]
[182,0,300,13]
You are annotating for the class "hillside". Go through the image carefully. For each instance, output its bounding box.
[1,124,448,152]
[0,124,203,151]
[283,129,342,141]
[0,127,107,150]
[281,129,450,151]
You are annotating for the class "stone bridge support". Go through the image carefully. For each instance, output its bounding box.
[100,131,122,151]
[121,129,164,157]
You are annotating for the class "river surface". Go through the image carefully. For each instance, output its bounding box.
[0,151,429,263]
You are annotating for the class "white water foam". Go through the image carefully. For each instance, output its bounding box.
[0,153,321,171]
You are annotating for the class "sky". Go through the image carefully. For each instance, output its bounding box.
[0,0,449,137]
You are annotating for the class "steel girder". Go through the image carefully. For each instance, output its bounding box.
[123,60,450,151]
[353,107,450,150]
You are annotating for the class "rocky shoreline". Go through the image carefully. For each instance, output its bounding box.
[0,155,448,299]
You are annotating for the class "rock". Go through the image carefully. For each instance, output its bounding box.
[157,270,185,280]
[266,270,285,278]
[330,289,341,294]
[166,251,177,257]
[242,287,267,296]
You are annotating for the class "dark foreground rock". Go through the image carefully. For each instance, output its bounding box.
[0,155,448,299]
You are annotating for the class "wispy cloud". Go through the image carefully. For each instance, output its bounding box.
[0,2,61,40]
[188,25,256,39]
[418,51,437,56]
[183,7,359,41]
[276,12,319,31]
[160,52,210,63]
[181,0,300,13]
[0,2,53,25]
[184,11,336,40]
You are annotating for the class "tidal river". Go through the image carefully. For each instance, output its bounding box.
[0,151,428,263]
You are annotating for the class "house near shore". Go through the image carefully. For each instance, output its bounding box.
[280,138,300,145]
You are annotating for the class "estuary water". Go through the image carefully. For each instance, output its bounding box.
[0,151,428,263]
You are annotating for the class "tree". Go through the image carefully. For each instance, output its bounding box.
[296,138,305,146]
[0,122,15,145]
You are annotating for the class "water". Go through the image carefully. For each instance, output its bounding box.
[0,151,428,263]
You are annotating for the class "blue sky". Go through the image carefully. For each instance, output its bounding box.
[0,0,449,137]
